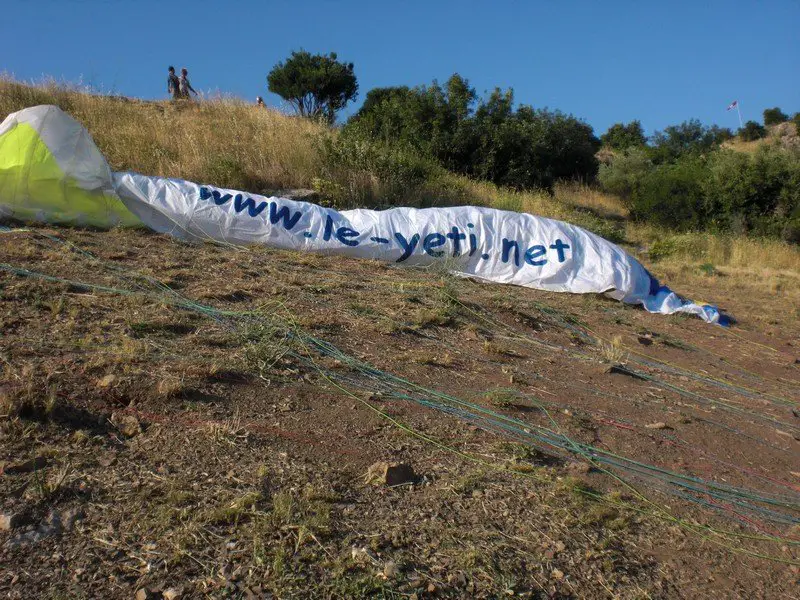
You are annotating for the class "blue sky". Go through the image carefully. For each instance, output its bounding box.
[1,0,798,136]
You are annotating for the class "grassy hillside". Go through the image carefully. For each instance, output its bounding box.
[2,78,798,283]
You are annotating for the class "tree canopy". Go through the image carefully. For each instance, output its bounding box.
[347,74,599,190]
[267,50,358,124]
[763,107,789,126]
[600,121,647,150]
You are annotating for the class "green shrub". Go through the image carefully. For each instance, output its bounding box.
[346,75,600,192]
[739,121,766,142]
[703,146,800,237]
[629,158,707,230]
[763,107,789,126]
[598,147,652,202]
[317,133,438,208]
[647,119,727,163]
[600,121,647,150]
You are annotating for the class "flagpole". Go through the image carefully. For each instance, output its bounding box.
[736,102,743,128]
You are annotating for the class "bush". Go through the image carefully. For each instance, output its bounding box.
[628,158,707,230]
[317,133,439,208]
[600,121,647,150]
[598,147,652,202]
[739,121,766,142]
[763,107,789,126]
[347,76,600,191]
[648,119,726,163]
[703,146,800,237]
[614,144,800,240]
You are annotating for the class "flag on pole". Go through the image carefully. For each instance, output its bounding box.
[726,100,738,111]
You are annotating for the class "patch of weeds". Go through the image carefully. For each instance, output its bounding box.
[483,388,527,409]
[411,307,453,329]
[155,372,187,399]
[499,442,552,472]
[698,263,718,277]
[556,475,598,502]
[29,461,74,502]
[583,503,631,531]
[206,410,247,446]
[238,315,295,380]
[648,238,679,262]
[270,485,333,548]
[659,335,693,351]
[348,302,378,317]
[205,491,263,525]
[599,335,628,364]
[325,573,398,598]
[128,321,195,338]
[483,340,523,358]
[453,469,490,495]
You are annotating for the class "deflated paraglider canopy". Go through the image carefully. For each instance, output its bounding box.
[0,105,137,227]
[0,105,723,324]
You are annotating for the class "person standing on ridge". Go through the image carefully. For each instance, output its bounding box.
[256,96,265,107]
[179,68,198,100]
[167,66,180,100]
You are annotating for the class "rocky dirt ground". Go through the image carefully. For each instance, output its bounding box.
[0,226,798,599]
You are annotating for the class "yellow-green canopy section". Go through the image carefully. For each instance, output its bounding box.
[0,105,139,227]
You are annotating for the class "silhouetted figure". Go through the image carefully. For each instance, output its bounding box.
[167,66,180,100]
[179,68,198,100]
[256,96,265,107]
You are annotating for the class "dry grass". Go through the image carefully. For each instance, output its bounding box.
[0,77,326,194]
[631,226,800,273]
[554,182,629,219]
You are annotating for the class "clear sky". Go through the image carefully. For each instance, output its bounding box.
[2,0,798,136]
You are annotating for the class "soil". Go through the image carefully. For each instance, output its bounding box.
[0,226,798,599]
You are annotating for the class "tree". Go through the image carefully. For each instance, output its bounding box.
[267,50,357,124]
[739,120,766,142]
[648,119,720,163]
[348,76,599,190]
[600,121,647,150]
[763,107,789,126]
[347,73,477,164]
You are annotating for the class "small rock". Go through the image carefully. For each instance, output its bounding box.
[135,588,158,600]
[163,588,183,600]
[637,336,653,346]
[645,422,670,430]
[2,456,48,474]
[110,412,141,437]
[383,561,399,578]
[555,541,566,553]
[364,462,418,486]
[0,513,23,531]
[97,374,117,388]
[351,546,378,565]
[551,568,565,580]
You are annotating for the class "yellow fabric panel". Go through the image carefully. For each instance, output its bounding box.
[0,122,140,227]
